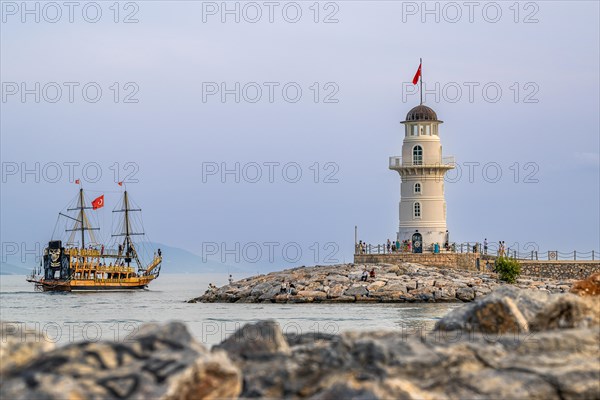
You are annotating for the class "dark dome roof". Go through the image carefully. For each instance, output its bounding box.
[404,105,438,122]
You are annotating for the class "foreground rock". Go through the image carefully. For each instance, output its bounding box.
[571,271,600,296]
[189,263,577,304]
[0,322,56,379]
[435,285,600,334]
[1,322,242,400]
[216,288,600,399]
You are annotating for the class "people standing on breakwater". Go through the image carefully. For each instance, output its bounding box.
[358,240,367,254]
[387,239,391,253]
[396,240,400,252]
[484,239,488,255]
[228,274,233,285]
[498,241,504,257]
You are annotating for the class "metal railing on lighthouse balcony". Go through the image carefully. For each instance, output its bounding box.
[389,156,455,168]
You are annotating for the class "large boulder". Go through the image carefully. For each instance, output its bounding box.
[455,287,475,302]
[214,320,290,360]
[344,285,369,297]
[295,290,327,301]
[530,294,600,331]
[367,281,386,292]
[380,282,407,294]
[435,286,550,333]
[251,282,278,297]
[326,285,345,298]
[1,322,241,400]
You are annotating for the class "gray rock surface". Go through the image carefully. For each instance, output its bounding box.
[215,320,291,359]
[0,322,56,379]
[1,322,242,400]
[189,263,576,304]
[434,285,600,335]
[219,300,600,399]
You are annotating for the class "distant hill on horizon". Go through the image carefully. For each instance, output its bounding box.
[146,242,252,274]
[0,262,33,276]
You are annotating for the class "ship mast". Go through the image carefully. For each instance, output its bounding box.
[112,190,144,270]
[79,188,85,249]
[63,188,98,248]
[124,190,131,257]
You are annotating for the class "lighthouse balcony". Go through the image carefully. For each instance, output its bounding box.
[389,156,455,170]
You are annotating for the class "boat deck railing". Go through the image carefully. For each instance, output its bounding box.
[66,248,130,258]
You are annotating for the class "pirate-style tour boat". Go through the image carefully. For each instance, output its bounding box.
[27,187,162,292]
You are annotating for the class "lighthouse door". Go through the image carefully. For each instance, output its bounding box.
[412,233,423,253]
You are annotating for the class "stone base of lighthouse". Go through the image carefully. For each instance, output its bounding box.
[397,226,447,250]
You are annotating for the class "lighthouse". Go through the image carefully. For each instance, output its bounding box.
[389,103,455,252]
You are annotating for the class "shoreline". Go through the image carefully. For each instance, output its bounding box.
[188,262,575,304]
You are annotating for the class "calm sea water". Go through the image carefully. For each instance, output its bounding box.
[0,274,461,347]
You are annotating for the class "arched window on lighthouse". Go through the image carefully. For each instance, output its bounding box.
[414,202,421,218]
[413,145,423,165]
[414,183,422,194]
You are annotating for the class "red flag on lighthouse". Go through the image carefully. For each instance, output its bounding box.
[412,62,422,85]
[91,195,104,210]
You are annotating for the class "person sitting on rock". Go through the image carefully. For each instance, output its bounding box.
[280,280,287,294]
[369,268,376,279]
[288,283,295,295]
[361,269,368,282]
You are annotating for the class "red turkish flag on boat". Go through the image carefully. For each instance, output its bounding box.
[91,195,104,210]
[412,62,422,85]
[75,179,80,184]
[118,181,123,186]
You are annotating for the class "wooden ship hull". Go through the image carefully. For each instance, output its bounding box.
[27,279,154,292]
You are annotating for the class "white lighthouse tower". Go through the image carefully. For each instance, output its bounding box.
[389,103,455,252]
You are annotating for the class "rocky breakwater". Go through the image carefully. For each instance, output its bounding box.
[2,276,599,399]
[189,263,577,304]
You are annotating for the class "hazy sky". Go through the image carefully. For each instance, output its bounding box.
[1,1,599,271]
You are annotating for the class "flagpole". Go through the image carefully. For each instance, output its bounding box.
[420,57,423,105]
